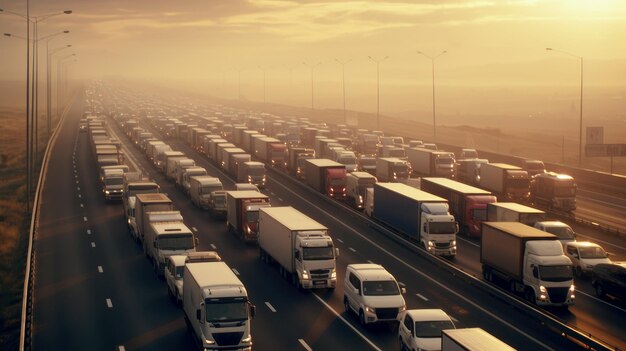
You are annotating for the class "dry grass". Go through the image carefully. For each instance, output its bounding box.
[0,105,28,351]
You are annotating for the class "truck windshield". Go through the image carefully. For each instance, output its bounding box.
[509,178,530,189]
[428,222,456,234]
[158,235,194,250]
[339,156,357,164]
[205,299,248,323]
[362,280,400,296]
[436,158,453,165]
[248,167,265,176]
[472,209,487,221]
[246,210,259,222]
[212,195,226,207]
[393,165,409,174]
[302,247,334,260]
[329,178,345,186]
[539,265,573,282]
[554,184,576,197]
[544,227,575,240]
[105,178,124,186]
[414,320,455,338]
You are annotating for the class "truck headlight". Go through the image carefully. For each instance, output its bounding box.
[364,305,375,313]
[569,284,576,299]
[451,240,456,246]
[301,271,309,280]
[204,339,215,345]
[105,190,110,195]
[358,195,363,204]
[428,241,434,248]
[331,270,337,279]
[248,176,252,182]
[241,336,252,343]
[539,285,547,300]
[399,304,406,312]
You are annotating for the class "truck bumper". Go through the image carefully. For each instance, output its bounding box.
[302,278,336,289]
[428,245,456,257]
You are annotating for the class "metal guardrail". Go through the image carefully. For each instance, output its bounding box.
[266,166,619,351]
[19,98,74,351]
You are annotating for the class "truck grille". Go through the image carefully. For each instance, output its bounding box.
[375,308,398,320]
[310,269,330,278]
[548,287,569,303]
[435,243,451,249]
[213,332,243,346]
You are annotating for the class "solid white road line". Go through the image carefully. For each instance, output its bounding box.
[577,290,626,313]
[106,299,113,308]
[298,339,313,351]
[265,302,277,313]
[310,294,381,351]
[98,266,103,273]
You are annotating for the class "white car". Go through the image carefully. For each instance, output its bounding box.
[399,309,456,351]
[565,242,611,277]
[343,264,406,326]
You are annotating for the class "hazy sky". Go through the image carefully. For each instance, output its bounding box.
[2,0,626,120]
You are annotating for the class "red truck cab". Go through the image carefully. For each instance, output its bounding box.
[326,168,347,198]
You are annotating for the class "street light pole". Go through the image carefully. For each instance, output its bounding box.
[546,48,584,168]
[57,53,76,118]
[335,59,351,125]
[303,62,321,117]
[44,35,70,139]
[417,50,447,143]
[368,55,388,130]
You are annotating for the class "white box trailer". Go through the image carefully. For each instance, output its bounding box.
[145,214,196,277]
[189,176,223,210]
[259,207,338,289]
[442,328,516,351]
[183,262,255,351]
[135,193,173,242]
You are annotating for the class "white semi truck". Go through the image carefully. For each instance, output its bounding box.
[183,262,256,351]
[258,207,338,289]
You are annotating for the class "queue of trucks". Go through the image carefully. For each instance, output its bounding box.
[89,91,585,350]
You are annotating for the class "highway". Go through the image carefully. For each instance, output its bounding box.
[29,85,625,351]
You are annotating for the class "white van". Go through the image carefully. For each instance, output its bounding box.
[343,264,406,326]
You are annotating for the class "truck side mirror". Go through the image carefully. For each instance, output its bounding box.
[335,248,340,257]
[250,304,256,319]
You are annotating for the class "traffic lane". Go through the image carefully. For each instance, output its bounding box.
[34,97,118,351]
[265,174,580,351]
[578,188,626,210]
[575,197,626,234]
[77,133,197,351]
[114,122,382,351]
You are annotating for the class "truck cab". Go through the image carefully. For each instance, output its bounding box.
[420,202,459,257]
[523,240,576,306]
[241,161,266,188]
[346,172,377,209]
[208,190,227,218]
[182,167,208,194]
[102,168,125,201]
[326,168,347,198]
[530,172,577,211]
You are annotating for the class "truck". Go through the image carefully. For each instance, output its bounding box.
[420,177,497,238]
[226,191,271,242]
[487,202,545,226]
[258,207,338,289]
[102,168,125,201]
[144,211,196,276]
[373,183,458,257]
[228,154,252,180]
[254,137,286,167]
[375,157,410,182]
[304,159,347,198]
[172,158,196,184]
[456,158,488,186]
[123,179,160,238]
[157,150,184,173]
[479,163,530,201]
[406,148,455,178]
[220,147,246,171]
[335,150,358,173]
[530,172,577,211]
[183,261,255,351]
[481,221,575,307]
[180,166,208,194]
[345,171,377,209]
[135,193,173,243]
[189,176,223,210]
[441,328,516,351]
[237,161,266,188]
[286,147,315,179]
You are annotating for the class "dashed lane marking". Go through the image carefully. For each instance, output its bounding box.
[298,339,312,351]
[336,238,344,243]
[210,244,217,250]
[265,302,277,312]
[91,242,96,248]
[87,229,91,235]
[232,268,240,276]
[348,247,356,252]
[98,266,103,273]
[416,294,428,301]
[83,216,88,222]
[106,299,113,308]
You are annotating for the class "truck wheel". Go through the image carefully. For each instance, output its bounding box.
[595,283,606,298]
[359,310,367,327]
[525,288,535,304]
